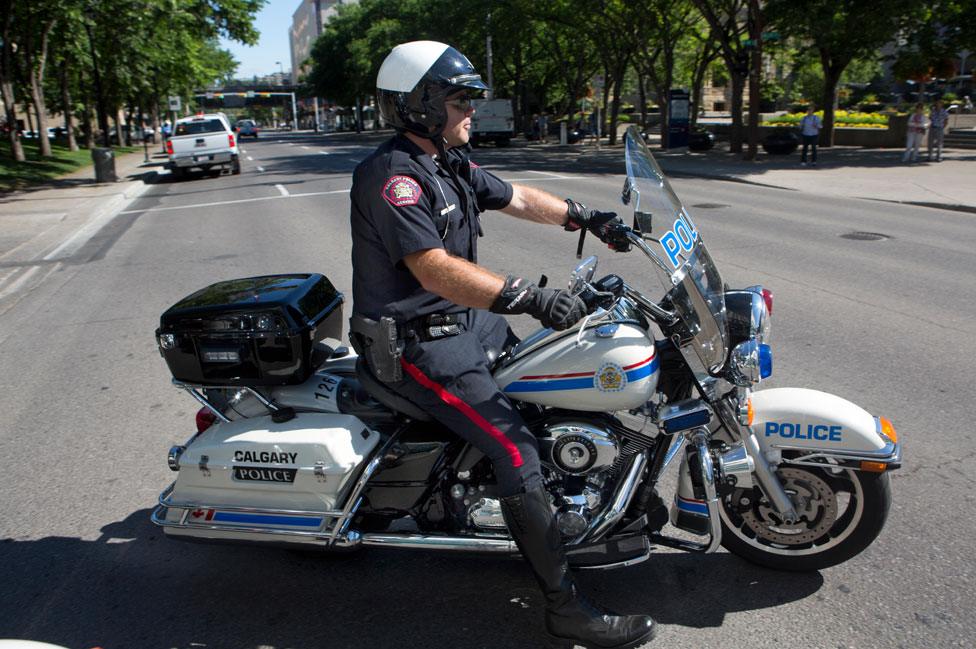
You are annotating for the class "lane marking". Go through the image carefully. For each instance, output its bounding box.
[0,266,41,300]
[301,146,310,149]
[319,151,330,155]
[525,169,569,179]
[247,156,253,161]
[275,184,290,197]
[257,166,265,172]
[118,189,350,215]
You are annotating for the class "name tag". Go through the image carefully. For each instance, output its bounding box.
[440,204,457,216]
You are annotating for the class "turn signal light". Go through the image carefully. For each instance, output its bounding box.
[878,417,898,443]
[860,461,888,473]
[761,288,773,316]
[166,140,174,155]
[228,133,236,148]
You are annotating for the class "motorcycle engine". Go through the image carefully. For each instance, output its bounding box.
[538,422,621,537]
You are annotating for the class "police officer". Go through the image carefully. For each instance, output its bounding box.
[350,41,654,648]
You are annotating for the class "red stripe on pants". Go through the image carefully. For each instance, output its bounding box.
[400,357,524,468]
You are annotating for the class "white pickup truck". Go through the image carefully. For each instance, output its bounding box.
[166,113,241,178]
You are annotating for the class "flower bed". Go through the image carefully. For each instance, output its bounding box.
[764,110,890,129]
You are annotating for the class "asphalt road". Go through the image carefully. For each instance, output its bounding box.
[0,131,974,649]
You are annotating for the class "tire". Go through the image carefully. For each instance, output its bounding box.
[719,463,891,572]
[172,167,186,181]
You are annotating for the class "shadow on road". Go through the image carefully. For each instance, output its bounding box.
[0,509,823,649]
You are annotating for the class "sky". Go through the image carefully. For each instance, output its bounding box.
[218,1,296,79]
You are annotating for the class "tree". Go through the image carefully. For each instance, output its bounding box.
[1,0,26,161]
[694,0,751,153]
[766,0,915,147]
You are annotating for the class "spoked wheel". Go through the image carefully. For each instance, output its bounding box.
[719,461,891,571]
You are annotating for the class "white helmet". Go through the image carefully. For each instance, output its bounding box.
[376,41,488,138]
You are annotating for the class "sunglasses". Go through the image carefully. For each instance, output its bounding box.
[446,97,475,112]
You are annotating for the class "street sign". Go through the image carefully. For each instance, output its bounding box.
[167,96,181,111]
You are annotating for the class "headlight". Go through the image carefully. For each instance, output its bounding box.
[729,340,773,386]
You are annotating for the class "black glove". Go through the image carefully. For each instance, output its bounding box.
[490,275,587,331]
[564,199,631,252]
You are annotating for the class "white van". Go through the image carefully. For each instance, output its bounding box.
[470,99,514,146]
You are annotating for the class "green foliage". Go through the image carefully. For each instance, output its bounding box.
[0,139,138,191]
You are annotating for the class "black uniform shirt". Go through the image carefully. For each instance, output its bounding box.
[350,134,513,322]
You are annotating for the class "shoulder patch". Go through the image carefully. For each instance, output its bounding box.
[383,175,423,207]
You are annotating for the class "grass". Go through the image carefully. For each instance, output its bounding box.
[0,139,139,193]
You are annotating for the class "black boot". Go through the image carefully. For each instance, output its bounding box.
[501,485,656,649]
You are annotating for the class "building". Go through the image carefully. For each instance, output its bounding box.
[289,0,355,83]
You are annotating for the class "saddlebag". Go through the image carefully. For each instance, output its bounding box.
[156,273,343,386]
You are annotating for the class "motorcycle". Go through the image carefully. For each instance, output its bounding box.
[151,125,900,572]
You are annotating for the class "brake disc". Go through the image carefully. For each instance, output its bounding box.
[740,467,838,545]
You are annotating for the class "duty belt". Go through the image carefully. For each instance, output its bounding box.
[403,312,466,342]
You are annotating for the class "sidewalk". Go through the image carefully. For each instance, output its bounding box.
[0,150,161,302]
[574,136,976,214]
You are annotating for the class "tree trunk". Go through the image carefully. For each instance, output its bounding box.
[607,62,626,146]
[113,109,124,147]
[60,63,78,152]
[819,53,845,148]
[730,72,745,153]
[1,77,24,161]
[638,75,647,131]
[26,17,57,157]
[744,0,763,161]
[690,40,717,129]
[125,100,134,146]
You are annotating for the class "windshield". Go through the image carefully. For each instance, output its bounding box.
[175,119,226,136]
[623,125,728,373]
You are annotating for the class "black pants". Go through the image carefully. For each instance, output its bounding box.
[389,309,541,497]
[801,134,818,162]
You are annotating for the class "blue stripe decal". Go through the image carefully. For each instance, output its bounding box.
[212,512,323,527]
[504,356,660,394]
[503,376,595,393]
[676,497,709,516]
[626,356,660,381]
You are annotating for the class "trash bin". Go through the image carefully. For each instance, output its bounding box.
[91,147,117,183]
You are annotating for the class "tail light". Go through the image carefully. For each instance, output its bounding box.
[228,133,236,148]
[196,407,216,433]
[166,139,173,155]
[761,288,773,315]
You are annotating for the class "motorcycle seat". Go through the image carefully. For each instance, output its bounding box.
[355,356,432,422]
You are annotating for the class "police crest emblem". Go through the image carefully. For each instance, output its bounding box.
[383,175,423,207]
[595,363,627,392]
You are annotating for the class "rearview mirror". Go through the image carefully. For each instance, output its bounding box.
[634,210,654,240]
[569,255,599,293]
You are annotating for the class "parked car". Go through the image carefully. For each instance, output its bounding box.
[762,127,800,155]
[235,119,259,138]
[688,126,715,151]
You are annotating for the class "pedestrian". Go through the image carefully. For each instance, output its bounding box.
[530,113,540,141]
[902,102,928,163]
[353,40,654,649]
[538,112,548,143]
[928,99,949,162]
[160,120,172,153]
[799,105,822,166]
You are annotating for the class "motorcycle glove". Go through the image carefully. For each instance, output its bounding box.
[564,199,631,252]
[490,275,587,331]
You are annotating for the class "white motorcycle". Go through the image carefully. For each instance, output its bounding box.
[151,125,900,572]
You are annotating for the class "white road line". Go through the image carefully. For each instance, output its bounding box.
[319,151,330,155]
[117,189,350,215]
[257,166,265,172]
[301,146,311,149]
[0,267,41,300]
[275,184,290,196]
[247,156,253,161]
[524,170,572,179]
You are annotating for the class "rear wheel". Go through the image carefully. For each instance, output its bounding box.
[719,462,891,571]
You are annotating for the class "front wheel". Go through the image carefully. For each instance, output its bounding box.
[719,463,891,571]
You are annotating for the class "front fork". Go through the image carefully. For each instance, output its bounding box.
[652,392,798,553]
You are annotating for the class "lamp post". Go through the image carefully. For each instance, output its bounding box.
[275,61,284,85]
